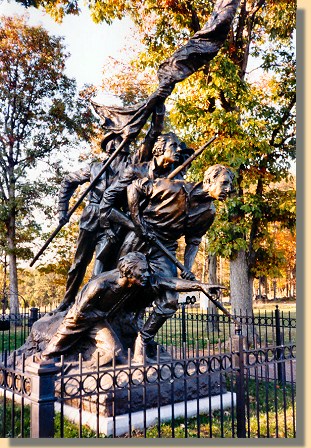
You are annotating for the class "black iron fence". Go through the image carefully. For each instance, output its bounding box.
[150,304,296,357]
[1,305,296,358]
[0,305,296,438]
[0,336,296,438]
[0,308,48,357]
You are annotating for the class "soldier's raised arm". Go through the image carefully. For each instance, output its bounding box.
[58,166,91,225]
[136,103,166,163]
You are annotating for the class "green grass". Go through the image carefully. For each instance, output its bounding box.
[0,397,31,437]
[0,324,30,354]
[133,378,296,438]
[0,397,102,438]
[54,413,102,438]
[153,308,296,352]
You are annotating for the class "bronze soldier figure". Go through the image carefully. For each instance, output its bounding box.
[24,0,242,368]
[41,252,150,361]
[125,164,235,357]
[98,132,186,258]
[41,249,226,364]
[55,137,131,312]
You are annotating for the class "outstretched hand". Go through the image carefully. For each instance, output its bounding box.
[201,286,223,299]
[208,286,223,297]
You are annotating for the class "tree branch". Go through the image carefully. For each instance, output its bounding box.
[269,95,296,147]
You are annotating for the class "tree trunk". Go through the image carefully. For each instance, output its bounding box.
[7,215,19,316]
[199,237,209,310]
[208,254,217,285]
[8,252,19,316]
[218,257,223,284]
[249,274,254,308]
[208,254,219,332]
[230,249,253,340]
[262,276,268,299]
[1,255,8,312]
[273,280,277,301]
[6,164,20,316]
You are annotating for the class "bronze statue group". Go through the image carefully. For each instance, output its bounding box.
[41,116,234,364]
[32,0,241,366]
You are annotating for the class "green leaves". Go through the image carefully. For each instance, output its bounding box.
[9,1,296,292]
[0,14,97,300]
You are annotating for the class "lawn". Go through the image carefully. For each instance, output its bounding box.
[133,377,296,438]
[153,303,296,355]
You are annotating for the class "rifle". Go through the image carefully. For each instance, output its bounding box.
[200,287,240,326]
[108,208,194,277]
[29,135,129,267]
[167,134,218,180]
[108,208,239,325]
[30,133,217,267]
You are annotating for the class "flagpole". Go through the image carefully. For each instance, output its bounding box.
[29,135,129,267]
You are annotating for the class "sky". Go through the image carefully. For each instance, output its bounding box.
[1,1,133,97]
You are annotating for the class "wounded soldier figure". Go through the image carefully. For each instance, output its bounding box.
[41,251,226,365]
[41,252,150,363]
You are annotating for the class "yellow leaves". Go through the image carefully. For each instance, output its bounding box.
[44,4,66,24]
[88,0,129,25]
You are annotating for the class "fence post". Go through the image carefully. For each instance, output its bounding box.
[29,307,39,327]
[232,323,246,438]
[26,359,60,438]
[275,305,286,385]
[181,303,187,357]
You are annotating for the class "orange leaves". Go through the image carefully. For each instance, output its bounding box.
[158,0,188,14]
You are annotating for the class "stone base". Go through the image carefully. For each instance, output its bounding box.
[0,387,234,437]
[56,361,226,417]
[56,392,235,437]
